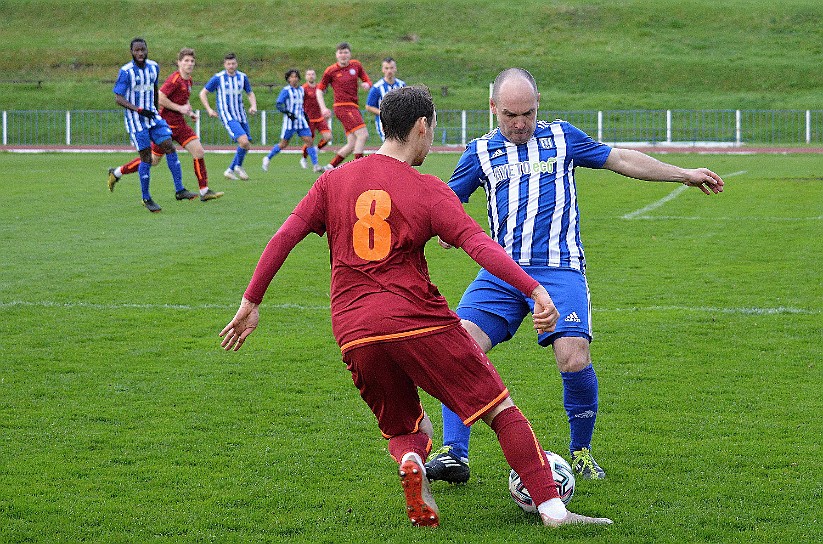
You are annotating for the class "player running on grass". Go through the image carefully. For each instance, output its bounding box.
[220,85,613,528]
[111,38,198,212]
[262,69,320,173]
[199,53,257,181]
[426,68,724,484]
[108,47,223,202]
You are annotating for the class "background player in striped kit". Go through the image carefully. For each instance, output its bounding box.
[316,42,372,169]
[110,38,196,213]
[108,47,223,202]
[262,69,320,173]
[199,53,257,181]
[299,69,333,170]
[365,57,406,142]
[426,67,724,483]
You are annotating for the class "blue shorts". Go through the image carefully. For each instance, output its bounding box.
[456,266,592,347]
[280,125,312,141]
[225,120,252,142]
[130,120,172,151]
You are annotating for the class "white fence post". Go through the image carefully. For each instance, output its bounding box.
[597,110,603,142]
[461,110,467,147]
[66,110,71,145]
[806,110,811,144]
[195,110,201,139]
[2,111,6,145]
[261,110,267,146]
[666,110,672,144]
[735,109,742,146]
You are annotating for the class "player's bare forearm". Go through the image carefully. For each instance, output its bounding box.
[603,148,724,194]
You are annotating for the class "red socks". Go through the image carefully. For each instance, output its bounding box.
[490,406,559,505]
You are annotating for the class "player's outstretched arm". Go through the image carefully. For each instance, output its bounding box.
[220,298,260,351]
[603,148,724,195]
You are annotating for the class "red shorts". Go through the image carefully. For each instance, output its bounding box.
[151,122,198,155]
[308,118,330,136]
[333,104,366,134]
[342,324,509,438]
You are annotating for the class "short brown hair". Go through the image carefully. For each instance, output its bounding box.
[178,48,195,61]
[380,86,435,142]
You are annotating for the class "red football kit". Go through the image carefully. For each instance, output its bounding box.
[241,153,559,506]
[150,70,198,154]
[301,82,330,133]
[318,60,371,134]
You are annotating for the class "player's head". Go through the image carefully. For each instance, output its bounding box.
[336,42,351,65]
[305,69,317,84]
[381,57,397,81]
[223,52,238,73]
[130,38,147,66]
[381,86,435,164]
[285,69,300,86]
[177,47,195,75]
[490,68,540,145]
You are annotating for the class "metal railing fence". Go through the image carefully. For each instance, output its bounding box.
[2,109,821,148]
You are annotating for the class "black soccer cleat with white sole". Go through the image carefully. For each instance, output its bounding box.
[424,446,470,484]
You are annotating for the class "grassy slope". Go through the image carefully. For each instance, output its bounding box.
[0,0,821,110]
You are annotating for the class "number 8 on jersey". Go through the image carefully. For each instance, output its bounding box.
[353,190,392,261]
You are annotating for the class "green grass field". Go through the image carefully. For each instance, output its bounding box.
[1,150,821,542]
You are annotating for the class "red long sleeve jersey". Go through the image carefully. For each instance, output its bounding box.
[245,154,538,350]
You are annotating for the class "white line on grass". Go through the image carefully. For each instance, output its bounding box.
[622,170,747,220]
[1,300,818,315]
[0,300,330,312]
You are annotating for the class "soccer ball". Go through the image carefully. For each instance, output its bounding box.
[508,451,575,512]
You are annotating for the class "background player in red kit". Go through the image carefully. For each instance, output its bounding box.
[108,48,223,202]
[219,86,613,529]
[316,42,372,170]
[299,69,333,169]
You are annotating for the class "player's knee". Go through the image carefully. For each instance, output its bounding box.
[481,397,515,426]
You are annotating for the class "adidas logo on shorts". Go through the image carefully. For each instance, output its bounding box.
[564,312,582,323]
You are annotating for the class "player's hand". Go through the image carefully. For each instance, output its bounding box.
[683,168,724,195]
[321,108,332,120]
[248,106,257,115]
[286,112,297,121]
[437,236,453,250]
[530,285,559,333]
[207,108,218,118]
[180,103,194,118]
[220,297,260,351]
[361,82,371,91]
[136,108,155,118]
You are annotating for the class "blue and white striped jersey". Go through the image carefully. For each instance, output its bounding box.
[276,85,309,131]
[366,77,406,140]
[448,120,612,269]
[112,59,160,134]
[204,70,252,124]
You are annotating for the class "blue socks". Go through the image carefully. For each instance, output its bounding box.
[267,144,281,159]
[441,404,471,460]
[307,145,318,165]
[138,161,151,200]
[439,363,600,462]
[230,146,248,170]
[166,151,184,192]
[561,364,599,454]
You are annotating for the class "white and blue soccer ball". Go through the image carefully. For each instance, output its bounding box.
[508,451,575,512]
